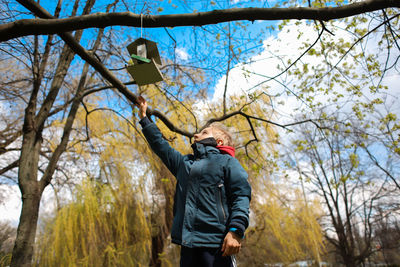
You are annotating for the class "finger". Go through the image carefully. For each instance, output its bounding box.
[222,248,229,257]
[136,96,144,106]
[229,243,240,256]
[224,244,233,256]
[222,244,231,257]
[228,246,235,256]
[221,238,227,253]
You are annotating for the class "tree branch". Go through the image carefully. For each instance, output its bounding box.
[0,0,400,41]
[364,146,400,191]
[0,160,19,176]
[1,0,399,42]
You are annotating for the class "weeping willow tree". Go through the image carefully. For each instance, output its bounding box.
[34,177,151,267]
[33,98,154,266]
[239,185,324,265]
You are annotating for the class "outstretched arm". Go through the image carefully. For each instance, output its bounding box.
[136,96,184,177]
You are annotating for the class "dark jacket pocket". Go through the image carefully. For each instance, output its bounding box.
[216,183,227,224]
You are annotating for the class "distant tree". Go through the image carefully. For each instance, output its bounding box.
[0,223,16,253]
[286,113,397,267]
[373,211,400,265]
[0,221,17,266]
[239,185,324,266]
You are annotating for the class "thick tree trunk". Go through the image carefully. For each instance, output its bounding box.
[11,129,42,267]
[10,187,41,267]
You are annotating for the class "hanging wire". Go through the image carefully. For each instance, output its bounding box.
[140,13,143,38]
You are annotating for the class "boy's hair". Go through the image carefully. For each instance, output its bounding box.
[209,122,234,147]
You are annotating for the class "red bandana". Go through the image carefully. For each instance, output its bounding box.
[216,145,235,157]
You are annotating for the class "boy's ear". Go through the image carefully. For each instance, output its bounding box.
[216,139,224,146]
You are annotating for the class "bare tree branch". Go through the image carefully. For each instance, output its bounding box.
[0,160,19,176]
[364,147,400,191]
[223,23,232,115]
[246,28,325,92]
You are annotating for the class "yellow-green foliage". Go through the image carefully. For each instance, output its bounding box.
[0,253,12,267]
[239,185,324,265]
[34,179,151,267]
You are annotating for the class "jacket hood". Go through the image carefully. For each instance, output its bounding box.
[191,142,220,158]
[191,142,236,158]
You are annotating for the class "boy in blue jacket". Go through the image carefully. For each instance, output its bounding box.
[136,96,251,267]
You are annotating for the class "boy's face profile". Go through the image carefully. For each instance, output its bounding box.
[194,127,226,146]
[194,127,214,143]
[194,127,224,145]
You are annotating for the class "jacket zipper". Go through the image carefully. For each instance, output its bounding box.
[218,183,226,221]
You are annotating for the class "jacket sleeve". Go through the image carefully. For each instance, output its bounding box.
[140,117,184,177]
[225,157,251,232]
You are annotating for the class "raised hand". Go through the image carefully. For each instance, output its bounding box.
[136,95,148,119]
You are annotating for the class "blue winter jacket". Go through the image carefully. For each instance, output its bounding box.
[140,118,251,248]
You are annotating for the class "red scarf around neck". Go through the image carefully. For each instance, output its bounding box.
[216,145,235,157]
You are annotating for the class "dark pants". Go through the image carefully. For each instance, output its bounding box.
[180,246,236,267]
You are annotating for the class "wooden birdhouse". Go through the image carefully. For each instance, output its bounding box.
[126,38,164,86]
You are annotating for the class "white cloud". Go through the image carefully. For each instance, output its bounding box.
[0,183,62,226]
[176,47,189,61]
[211,21,321,117]
[0,185,21,226]
[211,20,400,121]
